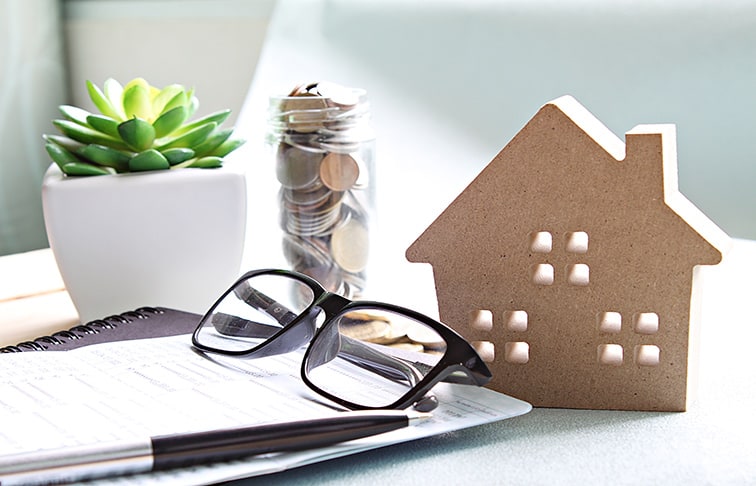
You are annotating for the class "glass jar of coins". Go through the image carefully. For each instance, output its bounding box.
[267,82,375,298]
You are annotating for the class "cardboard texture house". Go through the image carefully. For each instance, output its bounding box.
[406,96,731,411]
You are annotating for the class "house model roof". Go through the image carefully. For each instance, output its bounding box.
[406,95,731,411]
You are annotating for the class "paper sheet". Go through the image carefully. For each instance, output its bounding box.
[0,334,531,485]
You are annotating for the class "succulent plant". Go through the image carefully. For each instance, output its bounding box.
[44,78,244,176]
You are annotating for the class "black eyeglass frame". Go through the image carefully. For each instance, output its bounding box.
[191,268,492,411]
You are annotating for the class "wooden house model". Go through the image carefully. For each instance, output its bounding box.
[406,96,731,411]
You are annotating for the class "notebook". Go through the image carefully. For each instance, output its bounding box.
[0,307,200,353]
[0,307,533,485]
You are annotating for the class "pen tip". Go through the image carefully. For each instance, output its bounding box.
[407,411,433,424]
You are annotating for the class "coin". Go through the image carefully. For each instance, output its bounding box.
[338,310,390,324]
[388,342,425,353]
[314,81,360,108]
[370,319,409,345]
[284,191,344,237]
[331,216,369,273]
[287,83,308,96]
[406,325,446,351]
[300,263,343,294]
[276,144,324,189]
[281,183,331,206]
[339,318,391,342]
[319,153,360,191]
[279,95,329,133]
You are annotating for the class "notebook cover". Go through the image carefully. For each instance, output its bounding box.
[1,307,201,352]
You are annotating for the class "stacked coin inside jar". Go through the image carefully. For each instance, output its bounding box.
[267,82,375,298]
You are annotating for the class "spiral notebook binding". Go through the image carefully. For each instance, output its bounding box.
[0,307,165,353]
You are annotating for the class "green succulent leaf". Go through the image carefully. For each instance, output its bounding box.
[44,134,86,153]
[77,144,130,171]
[129,149,170,172]
[103,78,126,120]
[173,109,231,135]
[53,120,129,150]
[86,114,121,138]
[45,142,81,170]
[160,91,188,116]
[208,138,245,158]
[122,79,153,120]
[152,106,188,138]
[161,147,195,165]
[86,80,121,120]
[48,77,237,176]
[61,162,114,176]
[156,121,217,151]
[152,84,186,116]
[59,105,93,126]
[189,156,223,168]
[118,117,156,151]
[192,128,233,158]
[187,94,200,118]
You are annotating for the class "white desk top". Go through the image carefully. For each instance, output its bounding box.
[234,239,756,485]
[0,248,78,346]
[1,241,754,484]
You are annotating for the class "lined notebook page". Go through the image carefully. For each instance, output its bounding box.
[0,334,531,485]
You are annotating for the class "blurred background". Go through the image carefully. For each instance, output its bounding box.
[1,0,754,262]
[0,0,273,256]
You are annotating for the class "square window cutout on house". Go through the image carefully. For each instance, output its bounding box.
[566,263,590,286]
[531,263,554,285]
[566,231,589,253]
[529,231,552,253]
[470,310,493,332]
[504,341,529,364]
[634,345,660,366]
[597,344,623,366]
[504,310,528,332]
[472,341,495,363]
[633,312,659,334]
[597,312,622,333]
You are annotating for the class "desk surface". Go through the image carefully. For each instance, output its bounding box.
[1,241,754,484]
[0,248,78,346]
[239,239,756,485]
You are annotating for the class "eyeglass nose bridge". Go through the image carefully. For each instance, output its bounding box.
[311,292,352,319]
[245,311,319,358]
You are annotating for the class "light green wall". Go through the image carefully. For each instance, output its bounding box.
[0,0,68,255]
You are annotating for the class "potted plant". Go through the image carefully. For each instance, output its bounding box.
[41,78,247,322]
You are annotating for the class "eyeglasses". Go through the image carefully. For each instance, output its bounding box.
[191,269,491,411]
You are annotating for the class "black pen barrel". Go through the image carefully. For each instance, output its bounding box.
[151,413,409,471]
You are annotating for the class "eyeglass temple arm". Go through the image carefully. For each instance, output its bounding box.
[210,313,282,339]
[224,282,487,387]
[209,282,302,338]
[211,316,485,388]
[212,307,424,388]
[234,282,299,325]
[339,338,491,387]
[335,337,425,387]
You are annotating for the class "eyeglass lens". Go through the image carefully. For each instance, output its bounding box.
[195,273,316,352]
[305,308,447,409]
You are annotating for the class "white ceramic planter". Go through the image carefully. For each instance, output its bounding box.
[42,163,247,322]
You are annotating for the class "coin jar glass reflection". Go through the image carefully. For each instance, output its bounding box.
[267,82,376,298]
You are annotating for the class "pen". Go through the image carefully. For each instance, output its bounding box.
[0,409,430,485]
